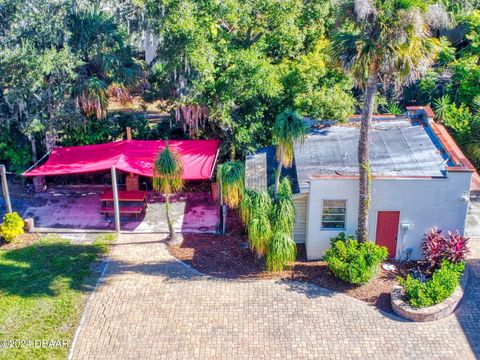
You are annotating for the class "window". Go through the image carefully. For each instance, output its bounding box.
[321,200,346,229]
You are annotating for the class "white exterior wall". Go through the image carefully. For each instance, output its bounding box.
[305,172,472,260]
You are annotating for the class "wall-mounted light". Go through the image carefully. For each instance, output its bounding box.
[401,223,413,230]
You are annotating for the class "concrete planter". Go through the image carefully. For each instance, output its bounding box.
[391,267,468,322]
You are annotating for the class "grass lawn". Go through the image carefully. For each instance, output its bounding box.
[0,234,113,360]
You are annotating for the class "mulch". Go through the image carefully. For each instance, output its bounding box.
[0,233,40,250]
[168,210,423,313]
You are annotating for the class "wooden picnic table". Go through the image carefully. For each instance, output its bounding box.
[100,190,147,203]
[100,190,148,219]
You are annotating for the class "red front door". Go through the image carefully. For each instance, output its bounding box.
[375,211,400,258]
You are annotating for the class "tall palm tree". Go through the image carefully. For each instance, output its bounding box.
[331,0,444,241]
[153,145,184,245]
[272,109,305,198]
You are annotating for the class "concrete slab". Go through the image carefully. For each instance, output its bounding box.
[18,186,219,233]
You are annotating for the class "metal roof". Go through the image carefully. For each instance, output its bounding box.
[245,146,300,194]
[246,118,451,194]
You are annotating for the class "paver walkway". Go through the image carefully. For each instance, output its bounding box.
[70,234,480,360]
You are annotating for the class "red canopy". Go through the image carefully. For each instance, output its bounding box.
[24,140,220,180]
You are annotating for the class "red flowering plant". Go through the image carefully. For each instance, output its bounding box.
[422,228,469,268]
[422,228,446,268]
[445,231,470,263]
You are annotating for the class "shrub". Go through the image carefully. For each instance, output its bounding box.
[399,260,465,308]
[324,234,388,285]
[422,228,469,267]
[445,231,470,263]
[0,212,24,243]
[422,228,445,267]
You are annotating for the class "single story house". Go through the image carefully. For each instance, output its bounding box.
[245,106,479,260]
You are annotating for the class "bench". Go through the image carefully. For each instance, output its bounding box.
[101,205,144,219]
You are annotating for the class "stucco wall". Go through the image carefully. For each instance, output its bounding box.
[305,172,472,260]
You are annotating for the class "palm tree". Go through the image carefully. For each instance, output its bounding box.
[331,0,444,241]
[153,145,184,245]
[266,177,297,271]
[69,5,141,119]
[216,161,245,208]
[272,109,305,198]
[216,161,245,234]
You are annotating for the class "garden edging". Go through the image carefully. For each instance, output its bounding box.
[391,267,469,322]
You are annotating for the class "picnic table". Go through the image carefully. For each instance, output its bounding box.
[101,190,147,203]
[100,189,147,219]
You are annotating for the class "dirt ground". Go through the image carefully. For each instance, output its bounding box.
[0,233,40,250]
[168,210,421,313]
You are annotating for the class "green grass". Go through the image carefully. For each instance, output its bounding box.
[0,234,114,360]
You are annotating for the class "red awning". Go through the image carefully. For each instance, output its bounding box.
[24,140,220,180]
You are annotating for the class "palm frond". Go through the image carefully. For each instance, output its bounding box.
[240,188,255,226]
[217,161,245,208]
[153,145,184,194]
[273,109,305,168]
[265,231,296,272]
[242,189,272,226]
[433,95,452,121]
[271,178,295,234]
[384,102,403,115]
[76,77,108,119]
[248,215,272,257]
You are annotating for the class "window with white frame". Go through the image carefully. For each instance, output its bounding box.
[321,200,346,229]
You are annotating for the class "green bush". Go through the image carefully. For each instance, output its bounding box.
[0,212,25,243]
[399,260,465,308]
[324,233,388,284]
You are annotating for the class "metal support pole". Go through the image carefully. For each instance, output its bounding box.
[111,166,121,233]
[0,165,12,214]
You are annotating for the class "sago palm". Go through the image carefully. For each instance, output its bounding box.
[331,0,445,241]
[153,145,184,245]
[272,109,305,198]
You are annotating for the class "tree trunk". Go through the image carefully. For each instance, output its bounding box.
[29,134,37,163]
[357,63,378,242]
[165,193,174,238]
[230,140,236,161]
[274,151,283,198]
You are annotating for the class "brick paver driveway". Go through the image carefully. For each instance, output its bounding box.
[70,234,479,360]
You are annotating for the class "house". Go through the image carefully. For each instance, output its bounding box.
[245,106,479,260]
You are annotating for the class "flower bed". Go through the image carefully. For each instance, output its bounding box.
[391,228,469,321]
[391,267,468,322]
